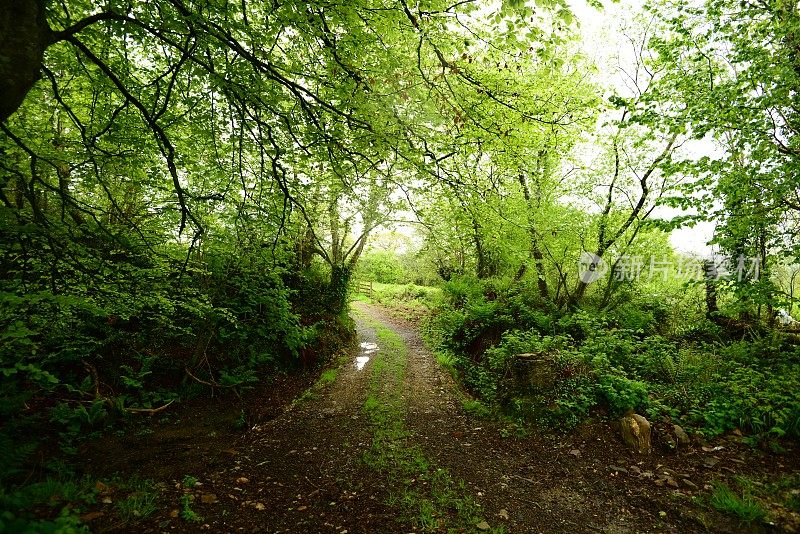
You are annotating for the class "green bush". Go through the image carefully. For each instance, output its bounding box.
[209,257,307,367]
[426,272,800,439]
[596,374,650,416]
[610,296,671,335]
[0,218,352,521]
[691,363,800,437]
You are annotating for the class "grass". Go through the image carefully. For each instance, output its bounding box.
[359,302,492,427]
[699,474,800,528]
[293,348,351,405]
[181,475,198,489]
[359,316,497,533]
[352,282,442,311]
[2,477,93,508]
[429,347,493,421]
[767,474,800,512]
[0,474,96,533]
[709,482,767,523]
[180,494,203,522]
[234,409,248,429]
[116,479,158,521]
[351,292,373,304]
[432,349,462,386]
[461,399,491,418]
[731,473,800,515]
[317,367,339,387]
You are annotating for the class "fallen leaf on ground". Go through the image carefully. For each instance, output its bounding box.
[476,521,490,530]
[80,511,104,522]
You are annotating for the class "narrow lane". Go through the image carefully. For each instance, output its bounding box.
[174,301,711,533]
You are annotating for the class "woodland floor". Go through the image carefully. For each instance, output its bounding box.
[74,302,800,533]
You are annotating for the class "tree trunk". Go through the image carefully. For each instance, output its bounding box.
[704,260,719,320]
[53,115,85,224]
[758,228,774,325]
[571,245,607,307]
[517,172,550,300]
[296,225,315,270]
[471,216,489,279]
[530,236,550,301]
[327,264,351,314]
[0,0,51,122]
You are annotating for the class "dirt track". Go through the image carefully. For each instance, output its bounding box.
[85,301,778,532]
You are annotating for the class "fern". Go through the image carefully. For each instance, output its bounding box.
[0,433,37,484]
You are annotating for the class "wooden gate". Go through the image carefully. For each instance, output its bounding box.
[354,280,373,297]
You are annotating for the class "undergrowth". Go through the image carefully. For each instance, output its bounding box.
[423,274,800,441]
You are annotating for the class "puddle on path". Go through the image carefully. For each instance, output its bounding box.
[356,342,378,371]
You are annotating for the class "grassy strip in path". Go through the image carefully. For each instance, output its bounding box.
[354,308,500,533]
[292,348,351,406]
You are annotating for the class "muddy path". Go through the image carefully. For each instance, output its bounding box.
[83,301,789,533]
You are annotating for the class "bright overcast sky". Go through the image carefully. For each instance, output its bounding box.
[570,0,716,255]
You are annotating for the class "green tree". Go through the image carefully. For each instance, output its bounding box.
[647,0,800,318]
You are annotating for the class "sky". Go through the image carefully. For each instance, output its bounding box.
[570,0,716,255]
